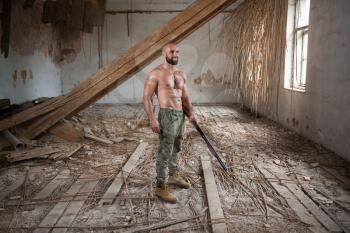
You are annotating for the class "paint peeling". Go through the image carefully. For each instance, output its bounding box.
[193,69,230,86]
[7,0,106,66]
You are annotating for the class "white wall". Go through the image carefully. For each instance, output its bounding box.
[0,50,61,104]
[274,0,350,160]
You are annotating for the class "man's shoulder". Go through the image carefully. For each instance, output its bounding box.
[149,66,163,77]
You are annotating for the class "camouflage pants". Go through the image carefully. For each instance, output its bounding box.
[156,108,185,184]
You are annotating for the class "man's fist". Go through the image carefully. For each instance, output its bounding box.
[150,119,161,134]
[189,112,196,123]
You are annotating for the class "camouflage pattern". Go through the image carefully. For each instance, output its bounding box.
[156,108,185,185]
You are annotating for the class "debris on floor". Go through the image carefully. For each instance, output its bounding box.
[0,104,349,232]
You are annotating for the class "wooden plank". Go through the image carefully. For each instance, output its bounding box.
[99,142,148,205]
[286,184,341,232]
[255,162,329,233]
[48,120,84,142]
[264,163,341,232]
[22,0,236,139]
[33,170,71,200]
[201,153,227,233]
[51,180,99,233]
[322,166,350,187]
[34,180,85,233]
[84,133,113,145]
[53,144,82,160]
[5,147,61,162]
[0,0,236,134]
[123,215,202,233]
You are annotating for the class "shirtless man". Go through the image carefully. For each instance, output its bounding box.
[143,43,196,203]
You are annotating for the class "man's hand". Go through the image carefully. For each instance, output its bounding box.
[150,119,161,134]
[189,112,196,124]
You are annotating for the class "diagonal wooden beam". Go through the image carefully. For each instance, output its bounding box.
[0,0,237,138]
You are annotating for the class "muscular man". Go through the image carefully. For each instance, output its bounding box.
[143,43,196,203]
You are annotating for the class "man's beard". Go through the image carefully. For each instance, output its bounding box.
[166,56,178,65]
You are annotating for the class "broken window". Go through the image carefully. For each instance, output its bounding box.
[284,0,310,91]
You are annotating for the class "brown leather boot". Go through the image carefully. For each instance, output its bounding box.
[155,182,177,203]
[168,173,190,189]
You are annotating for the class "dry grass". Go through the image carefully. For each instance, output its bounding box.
[218,0,288,115]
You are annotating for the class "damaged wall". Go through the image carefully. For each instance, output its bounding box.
[0,0,61,103]
[0,0,106,104]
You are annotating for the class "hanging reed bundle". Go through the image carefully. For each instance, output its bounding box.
[218,0,288,115]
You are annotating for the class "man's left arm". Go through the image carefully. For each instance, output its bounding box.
[181,72,196,123]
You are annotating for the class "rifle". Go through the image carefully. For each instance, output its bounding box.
[191,120,228,172]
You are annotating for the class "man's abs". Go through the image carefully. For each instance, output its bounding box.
[157,88,183,110]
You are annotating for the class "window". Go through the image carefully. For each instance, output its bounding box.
[284,0,310,91]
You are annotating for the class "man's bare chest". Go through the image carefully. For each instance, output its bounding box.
[159,73,184,90]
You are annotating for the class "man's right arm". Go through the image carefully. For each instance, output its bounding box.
[143,72,161,134]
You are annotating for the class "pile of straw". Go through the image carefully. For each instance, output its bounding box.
[218,0,288,115]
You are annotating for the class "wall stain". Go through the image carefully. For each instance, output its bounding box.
[21,70,27,84]
[194,69,231,86]
[12,70,18,88]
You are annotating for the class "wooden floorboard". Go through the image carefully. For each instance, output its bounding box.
[201,153,227,233]
[34,179,85,233]
[255,162,333,233]
[99,142,148,205]
[51,180,99,233]
[34,170,71,200]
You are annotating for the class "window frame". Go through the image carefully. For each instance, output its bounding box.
[284,0,310,92]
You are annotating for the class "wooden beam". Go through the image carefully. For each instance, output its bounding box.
[0,0,237,137]
[200,153,227,233]
[99,142,148,205]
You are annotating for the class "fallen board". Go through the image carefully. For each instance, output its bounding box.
[6,147,61,162]
[33,170,71,200]
[201,153,227,233]
[33,176,91,233]
[99,142,148,205]
[263,163,341,232]
[255,162,335,233]
[51,179,99,233]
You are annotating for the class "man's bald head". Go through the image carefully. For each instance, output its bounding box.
[162,43,179,65]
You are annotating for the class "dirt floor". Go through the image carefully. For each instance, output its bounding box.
[0,104,350,233]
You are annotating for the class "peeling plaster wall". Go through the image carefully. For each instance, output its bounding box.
[60,0,241,104]
[259,0,350,161]
[0,50,61,103]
